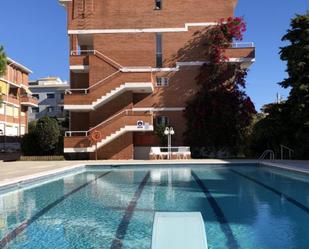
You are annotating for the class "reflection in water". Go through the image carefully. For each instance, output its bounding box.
[0,190,32,234]
[150,168,192,183]
[0,166,308,249]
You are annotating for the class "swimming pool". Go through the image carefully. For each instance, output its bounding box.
[0,164,308,249]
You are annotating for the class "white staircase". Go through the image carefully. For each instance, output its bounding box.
[64,124,153,153]
[65,82,153,111]
[64,109,154,153]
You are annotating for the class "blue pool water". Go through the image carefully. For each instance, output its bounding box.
[0,164,308,249]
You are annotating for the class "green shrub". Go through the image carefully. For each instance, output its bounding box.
[21,116,63,156]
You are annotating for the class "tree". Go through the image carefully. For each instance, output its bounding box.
[35,116,61,154]
[248,14,309,159]
[248,103,291,157]
[0,46,6,77]
[21,133,40,156]
[155,125,168,146]
[28,120,37,133]
[279,14,309,158]
[183,17,256,158]
[21,116,62,155]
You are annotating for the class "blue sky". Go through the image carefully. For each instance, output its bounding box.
[0,0,308,110]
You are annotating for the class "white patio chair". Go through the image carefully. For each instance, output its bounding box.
[150,147,164,160]
[177,147,191,159]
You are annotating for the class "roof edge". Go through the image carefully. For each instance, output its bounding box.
[7,57,33,74]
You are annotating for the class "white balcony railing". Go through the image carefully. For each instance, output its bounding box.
[231,42,255,48]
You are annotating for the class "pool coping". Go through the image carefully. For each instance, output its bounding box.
[0,159,307,193]
[0,164,87,194]
[261,161,309,175]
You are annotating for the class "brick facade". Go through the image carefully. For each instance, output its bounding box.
[61,0,255,159]
[0,58,38,152]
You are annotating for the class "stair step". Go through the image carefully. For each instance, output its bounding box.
[90,83,153,109]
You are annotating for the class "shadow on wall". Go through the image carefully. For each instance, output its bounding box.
[152,28,214,143]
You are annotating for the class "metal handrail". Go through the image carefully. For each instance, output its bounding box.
[280,144,294,160]
[67,49,125,94]
[230,42,255,48]
[65,109,130,137]
[65,109,152,137]
[65,70,121,94]
[259,150,275,160]
[71,49,124,68]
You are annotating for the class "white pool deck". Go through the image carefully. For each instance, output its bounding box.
[0,159,308,189]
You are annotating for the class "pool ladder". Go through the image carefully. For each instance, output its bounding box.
[280,144,294,160]
[259,150,275,160]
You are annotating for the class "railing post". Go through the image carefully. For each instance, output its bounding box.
[289,150,291,160]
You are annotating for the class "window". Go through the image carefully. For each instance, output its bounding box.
[47,93,55,99]
[6,106,13,116]
[47,106,55,113]
[32,94,39,100]
[60,106,64,112]
[155,0,162,10]
[32,107,39,113]
[156,77,169,87]
[60,93,64,100]
[156,33,163,68]
[156,116,169,127]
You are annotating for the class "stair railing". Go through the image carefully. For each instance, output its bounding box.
[66,69,121,94]
[67,49,127,94]
[65,109,152,137]
[71,50,123,69]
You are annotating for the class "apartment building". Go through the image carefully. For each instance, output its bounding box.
[0,57,38,151]
[60,0,255,159]
[29,77,69,126]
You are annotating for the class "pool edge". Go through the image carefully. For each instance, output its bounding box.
[0,159,307,193]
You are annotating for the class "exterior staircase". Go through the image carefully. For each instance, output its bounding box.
[65,82,153,111]
[66,50,154,111]
[64,109,154,153]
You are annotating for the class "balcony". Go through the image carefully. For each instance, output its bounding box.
[225,42,255,66]
[6,95,19,106]
[20,95,38,107]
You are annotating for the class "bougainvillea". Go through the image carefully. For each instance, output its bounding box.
[183,17,256,158]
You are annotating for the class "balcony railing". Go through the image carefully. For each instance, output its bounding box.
[230,42,255,48]
[20,94,39,107]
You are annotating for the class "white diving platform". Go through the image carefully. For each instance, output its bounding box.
[151,212,208,249]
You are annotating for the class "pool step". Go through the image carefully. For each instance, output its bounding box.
[151,212,208,249]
